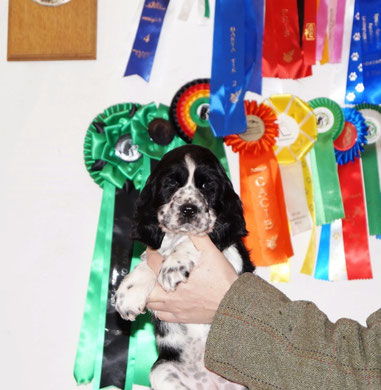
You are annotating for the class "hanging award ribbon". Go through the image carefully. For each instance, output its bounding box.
[265,95,317,234]
[75,103,185,390]
[170,79,230,175]
[262,0,312,78]
[333,108,373,280]
[302,0,317,65]
[209,0,260,137]
[355,104,381,236]
[358,0,381,104]
[265,95,317,279]
[224,100,293,268]
[124,0,170,81]
[308,98,345,225]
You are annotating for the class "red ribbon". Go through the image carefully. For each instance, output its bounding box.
[263,0,312,78]
[302,0,317,65]
[338,160,373,280]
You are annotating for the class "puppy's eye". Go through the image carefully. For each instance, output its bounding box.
[201,182,208,189]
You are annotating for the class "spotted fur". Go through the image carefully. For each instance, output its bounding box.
[115,145,254,389]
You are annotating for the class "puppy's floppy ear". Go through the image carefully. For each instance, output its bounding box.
[210,172,248,251]
[131,175,164,249]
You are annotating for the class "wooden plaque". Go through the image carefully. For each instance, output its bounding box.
[7,0,97,61]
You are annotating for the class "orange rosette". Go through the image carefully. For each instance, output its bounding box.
[225,101,293,267]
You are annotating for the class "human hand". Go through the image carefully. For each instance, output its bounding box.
[146,235,238,324]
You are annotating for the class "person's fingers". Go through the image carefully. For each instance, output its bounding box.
[154,311,179,323]
[146,248,163,275]
[189,234,214,251]
[146,283,166,303]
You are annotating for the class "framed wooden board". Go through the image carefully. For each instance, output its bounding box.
[7,0,97,61]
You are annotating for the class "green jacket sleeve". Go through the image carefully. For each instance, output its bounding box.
[205,273,381,390]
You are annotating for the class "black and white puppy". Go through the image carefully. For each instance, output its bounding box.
[115,145,254,390]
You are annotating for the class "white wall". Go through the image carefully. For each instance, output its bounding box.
[0,1,380,389]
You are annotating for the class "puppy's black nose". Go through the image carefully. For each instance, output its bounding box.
[180,204,199,218]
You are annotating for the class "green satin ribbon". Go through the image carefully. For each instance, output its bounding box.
[362,143,381,235]
[131,102,186,160]
[204,0,210,18]
[125,242,158,390]
[310,132,345,225]
[74,181,115,386]
[192,125,231,177]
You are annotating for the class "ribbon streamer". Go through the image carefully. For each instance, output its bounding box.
[209,0,258,137]
[225,101,293,267]
[124,0,170,81]
[302,0,317,65]
[263,0,312,78]
[334,108,373,280]
[356,104,381,236]
[76,103,187,389]
[308,98,345,225]
[358,0,381,104]
[266,95,317,235]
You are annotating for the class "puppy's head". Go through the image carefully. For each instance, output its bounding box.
[131,145,247,250]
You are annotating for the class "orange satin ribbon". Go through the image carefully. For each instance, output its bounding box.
[225,101,293,267]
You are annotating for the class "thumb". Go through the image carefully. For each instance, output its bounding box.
[189,234,216,251]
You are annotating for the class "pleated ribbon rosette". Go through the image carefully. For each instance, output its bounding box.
[225,101,293,270]
[265,95,318,280]
[76,102,185,390]
[308,98,345,226]
[315,108,373,281]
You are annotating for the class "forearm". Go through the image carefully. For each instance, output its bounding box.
[205,273,381,390]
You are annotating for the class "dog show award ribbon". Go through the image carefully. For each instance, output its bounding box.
[262,0,312,79]
[224,100,293,268]
[170,79,231,175]
[209,0,259,137]
[76,103,185,389]
[265,95,317,234]
[355,104,381,236]
[333,108,373,280]
[124,0,170,82]
[308,98,345,225]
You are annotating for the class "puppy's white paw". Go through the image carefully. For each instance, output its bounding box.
[115,284,147,321]
[158,257,194,292]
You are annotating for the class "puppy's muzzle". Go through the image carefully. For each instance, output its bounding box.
[180,203,199,219]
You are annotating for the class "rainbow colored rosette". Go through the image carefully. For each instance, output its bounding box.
[225,101,293,270]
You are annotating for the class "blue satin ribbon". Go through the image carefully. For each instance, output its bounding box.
[345,0,381,104]
[314,224,331,280]
[209,0,258,137]
[358,0,381,104]
[247,0,264,94]
[335,108,367,165]
[345,0,364,104]
[124,0,170,81]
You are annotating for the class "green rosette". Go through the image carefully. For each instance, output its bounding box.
[355,103,381,236]
[77,102,186,390]
[308,97,345,225]
[130,102,186,161]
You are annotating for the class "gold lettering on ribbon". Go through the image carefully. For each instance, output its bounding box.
[142,16,163,23]
[229,25,241,104]
[304,23,316,41]
[283,49,295,63]
[143,34,151,43]
[252,166,276,240]
[281,9,291,38]
[132,49,151,59]
[145,1,166,10]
